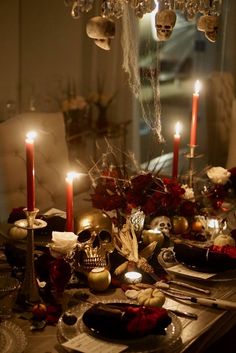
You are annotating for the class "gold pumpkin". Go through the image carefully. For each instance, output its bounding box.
[172,216,189,234]
[137,288,165,307]
[8,226,27,240]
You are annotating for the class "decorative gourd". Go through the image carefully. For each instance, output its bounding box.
[8,226,27,240]
[137,288,165,307]
[213,234,235,247]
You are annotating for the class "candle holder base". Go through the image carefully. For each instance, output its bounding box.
[185,152,204,159]
[15,208,47,306]
[14,218,47,230]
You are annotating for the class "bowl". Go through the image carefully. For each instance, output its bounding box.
[0,276,20,319]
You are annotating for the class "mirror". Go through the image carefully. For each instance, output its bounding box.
[0,0,235,169]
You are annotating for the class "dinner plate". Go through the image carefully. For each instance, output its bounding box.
[57,300,182,353]
[0,321,27,353]
[158,247,236,281]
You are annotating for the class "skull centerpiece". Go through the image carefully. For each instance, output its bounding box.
[75,210,114,272]
[150,216,172,238]
[155,9,177,41]
[86,16,115,50]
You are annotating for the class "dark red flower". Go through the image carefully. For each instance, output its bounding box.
[206,184,226,209]
[211,245,236,259]
[46,304,62,325]
[130,173,153,191]
[8,206,26,223]
[49,258,71,294]
[91,190,126,211]
[229,167,236,191]
[179,200,197,217]
[124,306,171,336]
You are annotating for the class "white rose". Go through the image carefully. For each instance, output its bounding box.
[181,184,195,201]
[207,167,231,185]
[51,231,77,255]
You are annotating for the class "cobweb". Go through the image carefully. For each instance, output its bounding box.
[121,4,165,144]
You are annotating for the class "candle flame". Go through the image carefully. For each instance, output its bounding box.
[124,271,142,283]
[26,131,37,141]
[175,122,181,135]
[66,171,79,182]
[207,219,219,229]
[194,80,201,94]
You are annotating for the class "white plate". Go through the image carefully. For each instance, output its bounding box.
[57,300,182,353]
[0,321,27,353]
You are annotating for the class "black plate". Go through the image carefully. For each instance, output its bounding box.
[174,242,236,273]
[82,303,171,341]
[58,300,182,353]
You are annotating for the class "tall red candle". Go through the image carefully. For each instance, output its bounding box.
[25,131,37,211]
[172,122,181,179]
[66,173,74,232]
[190,80,201,146]
[66,172,79,232]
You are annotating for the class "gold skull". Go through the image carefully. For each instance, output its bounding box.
[75,209,112,235]
[75,210,113,272]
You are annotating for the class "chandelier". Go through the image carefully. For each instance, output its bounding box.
[64,1,222,21]
[64,1,222,46]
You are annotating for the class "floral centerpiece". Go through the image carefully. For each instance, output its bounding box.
[89,160,236,275]
[90,156,236,240]
[90,164,198,225]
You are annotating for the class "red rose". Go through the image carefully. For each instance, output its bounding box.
[125,306,171,336]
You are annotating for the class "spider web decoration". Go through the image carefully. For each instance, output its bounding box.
[121,4,165,144]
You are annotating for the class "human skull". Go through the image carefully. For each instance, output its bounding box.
[155,9,176,41]
[75,210,114,271]
[197,15,219,42]
[150,216,172,237]
[86,16,115,50]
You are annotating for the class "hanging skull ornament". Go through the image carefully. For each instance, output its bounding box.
[75,210,114,272]
[86,16,115,50]
[155,9,177,41]
[197,14,219,42]
[150,216,172,237]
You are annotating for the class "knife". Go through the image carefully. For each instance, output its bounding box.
[150,272,211,294]
[162,290,236,310]
[169,309,198,319]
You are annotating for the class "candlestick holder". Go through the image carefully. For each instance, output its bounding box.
[185,145,203,188]
[15,208,47,305]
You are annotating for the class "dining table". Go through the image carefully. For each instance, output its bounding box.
[1,225,236,353]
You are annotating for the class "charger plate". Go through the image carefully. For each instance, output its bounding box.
[57,299,182,353]
[0,321,27,353]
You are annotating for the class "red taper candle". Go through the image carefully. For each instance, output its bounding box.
[190,80,201,146]
[25,131,37,211]
[172,122,181,179]
[65,172,79,232]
